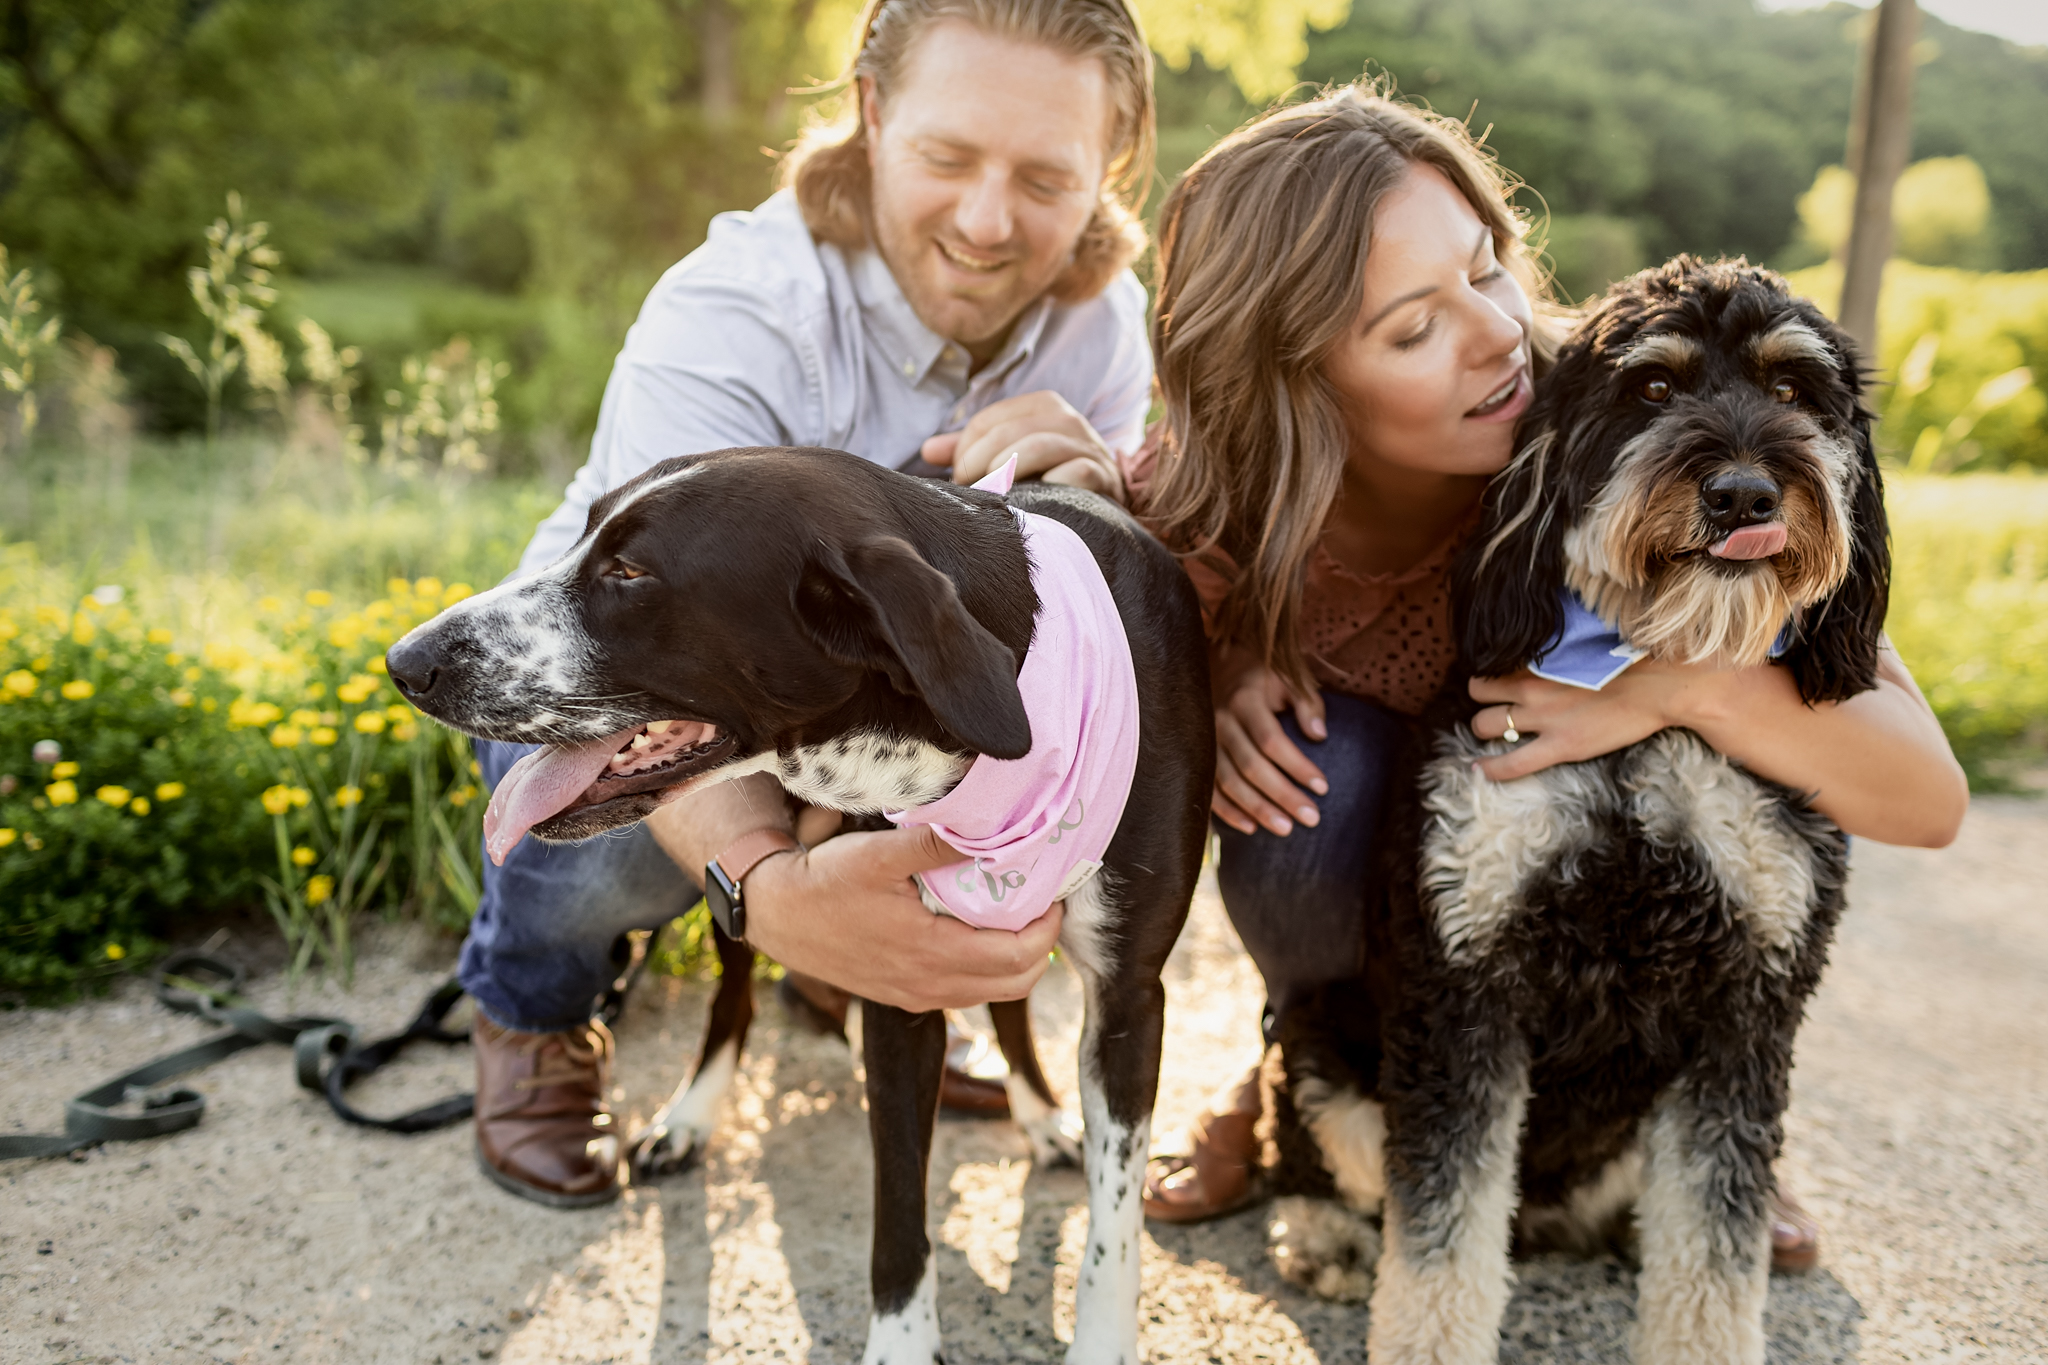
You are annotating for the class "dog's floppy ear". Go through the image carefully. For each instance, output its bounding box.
[1458,424,1569,677]
[796,536,1033,759]
[1784,414,1890,704]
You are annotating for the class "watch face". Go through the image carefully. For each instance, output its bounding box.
[706,860,744,940]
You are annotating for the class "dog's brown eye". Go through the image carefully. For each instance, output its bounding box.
[1641,377,1672,403]
[1772,379,1797,404]
[607,561,647,581]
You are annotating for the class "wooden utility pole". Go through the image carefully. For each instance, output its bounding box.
[1839,0,1919,361]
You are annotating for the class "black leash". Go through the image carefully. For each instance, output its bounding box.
[0,950,477,1159]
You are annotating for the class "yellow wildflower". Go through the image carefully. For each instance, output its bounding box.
[442,582,474,606]
[167,652,185,666]
[96,785,132,807]
[30,654,50,671]
[257,595,282,613]
[337,674,379,704]
[334,785,363,808]
[181,665,200,681]
[105,943,126,960]
[169,689,194,707]
[413,577,443,600]
[289,708,321,727]
[35,605,62,625]
[260,784,295,815]
[129,797,150,815]
[290,786,310,808]
[387,577,411,597]
[270,724,304,748]
[310,726,338,746]
[52,761,79,779]
[60,680,95,700]
[291,845,317,867]
[385,703,412,722]
[2,669,35,697]
[156,782,186,801]
[46,780,77,806]
[147,627,175,645]
[305,682,327,699]
[391,721,418,742]
[0,828,15,847]
[228,698,282,728]
[0,617,15,644]
[448,784,477,808]
[367,655,389,675]
[305,589,334,607]
[71,614,95,645]
[305,875,335,906]
[353,711,386,735]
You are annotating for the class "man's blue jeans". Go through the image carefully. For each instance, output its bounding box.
[1213,691,1407,1044]
[461,693,1405,1036]
[459,739,702,1032]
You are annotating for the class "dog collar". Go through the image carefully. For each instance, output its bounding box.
[1529,590,1791,691]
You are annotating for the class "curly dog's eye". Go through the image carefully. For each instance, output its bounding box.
[1640,377,1672,403]
[1771,379,1798,404]
[606,560,648,581]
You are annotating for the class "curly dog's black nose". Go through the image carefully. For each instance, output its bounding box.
[384,639,443,702]
[1700,466,1781,532]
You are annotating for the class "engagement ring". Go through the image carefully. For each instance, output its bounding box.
[1502,708,1521,744]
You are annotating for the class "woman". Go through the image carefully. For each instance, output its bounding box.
[1128,84,1968,1272]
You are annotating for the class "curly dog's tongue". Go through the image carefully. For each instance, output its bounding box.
[1710,523,1788,560]
[483,730,633,866]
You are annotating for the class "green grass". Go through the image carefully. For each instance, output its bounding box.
[1885,471,2048,788]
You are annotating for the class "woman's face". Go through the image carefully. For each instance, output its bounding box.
[1324,163,1535,479]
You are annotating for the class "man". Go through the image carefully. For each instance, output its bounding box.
[464,0,1160,1207]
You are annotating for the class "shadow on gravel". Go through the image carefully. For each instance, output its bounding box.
[1148,1206,1864,1365]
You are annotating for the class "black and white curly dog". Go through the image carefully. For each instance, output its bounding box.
[1259,257,1889,1365]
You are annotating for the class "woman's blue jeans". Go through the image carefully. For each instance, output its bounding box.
[1213,691,1407,1044]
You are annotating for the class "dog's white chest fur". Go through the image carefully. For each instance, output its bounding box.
[1420,728,1817,970]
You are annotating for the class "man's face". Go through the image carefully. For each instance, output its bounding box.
[865,21,1113,363]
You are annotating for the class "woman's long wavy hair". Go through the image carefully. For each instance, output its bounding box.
[1145,84,1560,691]
[781,0,1154,302]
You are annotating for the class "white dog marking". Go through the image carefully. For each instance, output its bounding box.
[1367,1067,1528,1365]
[774,730,969,813]
[1420,732,1617,965]
[1270,1195,1382,1302]
[1005,1071,1085,1168]
[1517,1146,1646,1255]
[861,1256,942,1365]
[1294,1078,1388,1214]
[634,1036,738,1174]
[1634,1089,1770,1365]
[1628,732,1817,969]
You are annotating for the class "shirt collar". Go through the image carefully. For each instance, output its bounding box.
[849,246,1055,390]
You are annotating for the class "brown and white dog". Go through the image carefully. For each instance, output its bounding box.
[1261,258,1889,1365]
[386,448,1212,1364]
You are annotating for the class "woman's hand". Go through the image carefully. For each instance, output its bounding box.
[1212,644,1329,837]
[920,390,1124,502]
[1466,664,1694,783]
[1467,643,1969,847]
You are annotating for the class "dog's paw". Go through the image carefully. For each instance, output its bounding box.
[630,1116,711,1179]
[1269,1195,1381,1302]
[1020,1106,1086,1169]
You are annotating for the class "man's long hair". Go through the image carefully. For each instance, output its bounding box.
[1144,83,1564,693]
[781,0,1155,303]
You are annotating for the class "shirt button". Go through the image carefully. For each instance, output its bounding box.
[902,360,915,377]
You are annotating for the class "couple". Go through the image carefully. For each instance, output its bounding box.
[461,0,1966,1280]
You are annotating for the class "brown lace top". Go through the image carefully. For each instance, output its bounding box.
[1125,427,1471,717]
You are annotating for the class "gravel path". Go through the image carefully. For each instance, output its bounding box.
[3,797,2043,1364]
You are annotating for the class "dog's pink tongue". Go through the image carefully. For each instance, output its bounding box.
[1710,523,1789,560]
[483,730,635,865]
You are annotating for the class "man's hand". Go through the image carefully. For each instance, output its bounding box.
[745,825,1063,1012]
[920,390,1124,502]
[1212,643,1328,837]
[645,775,1061,1013]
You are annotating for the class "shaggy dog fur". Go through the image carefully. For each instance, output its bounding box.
[1260,257,1890,1365]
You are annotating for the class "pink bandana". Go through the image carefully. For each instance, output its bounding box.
[886,458,1140,930]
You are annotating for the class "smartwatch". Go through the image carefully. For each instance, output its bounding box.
[704,828,800,943]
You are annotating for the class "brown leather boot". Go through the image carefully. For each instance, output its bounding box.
[473,1011,622,1208]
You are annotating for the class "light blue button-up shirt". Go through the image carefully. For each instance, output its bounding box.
[518,190,1154,573]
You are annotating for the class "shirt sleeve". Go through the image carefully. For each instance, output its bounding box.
[518,271,819,572]
[1082,272,1155,457]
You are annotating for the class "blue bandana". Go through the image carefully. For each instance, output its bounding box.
[1529,591,1791,691]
